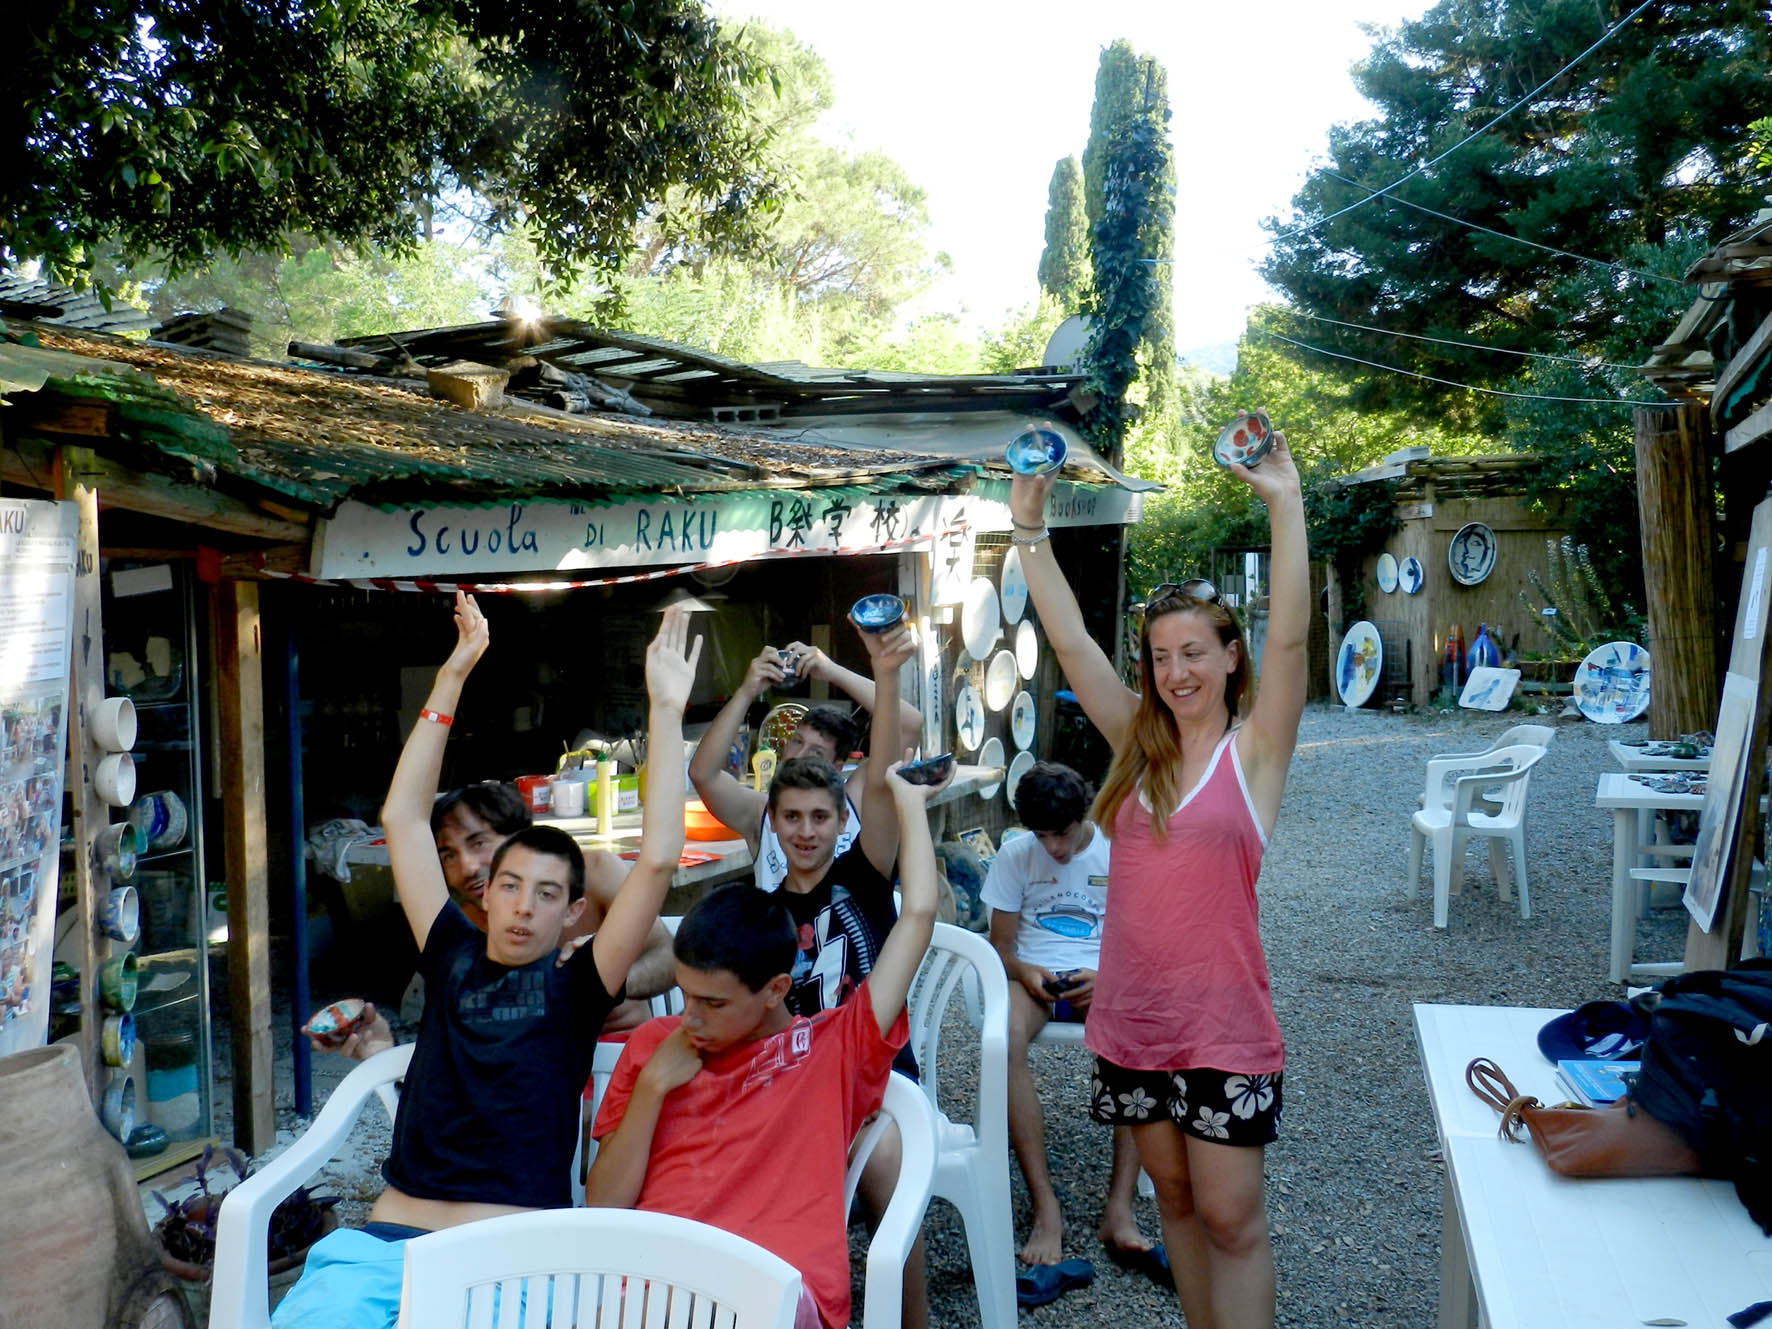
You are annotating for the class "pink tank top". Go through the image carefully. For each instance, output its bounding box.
[1085,731,1285,1074]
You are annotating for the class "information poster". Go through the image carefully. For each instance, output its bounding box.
[0,499,77,1056]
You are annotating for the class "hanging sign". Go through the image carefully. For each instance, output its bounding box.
[0,499,77,1056]
[314,480,1142,580]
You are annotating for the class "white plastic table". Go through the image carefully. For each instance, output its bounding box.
[1413,1002,1772,1329]
[1607,738,1713,772]
[1594,772,1705,982]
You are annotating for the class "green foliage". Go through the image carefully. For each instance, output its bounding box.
[12,2,778,292]
[1038,158,1090,310]
[978,295,1068,374]
[1302,469,1400,622]
[1516,536,1642,656]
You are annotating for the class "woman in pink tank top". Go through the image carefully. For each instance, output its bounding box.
[1009,427,1308,1329]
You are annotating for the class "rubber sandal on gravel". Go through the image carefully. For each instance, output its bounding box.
[1016,1258,1096,1307]
[1104,1241,1171,1286]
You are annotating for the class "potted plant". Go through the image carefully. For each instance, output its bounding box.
[152,1144,339,1325]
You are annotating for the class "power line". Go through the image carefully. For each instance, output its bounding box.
[1317,170,1685,287]
[1271,0,1657,242]
[1253,327,1669,407]
[1274,308,1649,371]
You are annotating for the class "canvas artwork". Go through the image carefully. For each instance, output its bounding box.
[1459,667,1521,711]
[1685,674,1755,930]
[1572,641,1651,723]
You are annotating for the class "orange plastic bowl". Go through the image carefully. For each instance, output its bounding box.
[684,799,741,841]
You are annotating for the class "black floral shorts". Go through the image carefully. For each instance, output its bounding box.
[1089,1056,1283,1146]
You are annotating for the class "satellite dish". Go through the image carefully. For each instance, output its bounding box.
[1042,315,1093,372]
[692,564,738,588]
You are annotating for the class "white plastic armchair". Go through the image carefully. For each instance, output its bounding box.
[210,1043,413,1329]
[1408,743,1550,928]
[906,922,1016,1329]
[396,1208,801,1329]
[1416,724,1554,809]
[843,1073,940,1329]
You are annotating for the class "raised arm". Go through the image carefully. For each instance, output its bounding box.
[1227,430,1308,830]
[866,764,944,1036]
[591,607,702,998]
[687,645,781,849]
[787,638,923,754]
[1008,473,1140,749]
[380,592,487,953]
[853,622,917,878]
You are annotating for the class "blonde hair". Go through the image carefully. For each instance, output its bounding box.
[1092,598,1249,841]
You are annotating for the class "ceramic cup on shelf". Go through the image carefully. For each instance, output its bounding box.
[95,823,141,882]
[90,696,137,753]
[98,951,138,1012]
[100,1071,136,1141]
[99,885,140,944]
[550,777,586,818]
[100,1011,136,1067]
[94,753,136,808]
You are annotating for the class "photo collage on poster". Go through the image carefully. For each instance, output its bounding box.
[0,692,64,1027]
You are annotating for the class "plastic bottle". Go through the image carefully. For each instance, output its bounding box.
[595,757,616,835]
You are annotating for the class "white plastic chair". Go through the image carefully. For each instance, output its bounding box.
[843,1073,941,1329]
[1416,724,1554,811]
[1029,1019,1155,1198]
[1407,743,1550,928]
[211,1043,414,1329]
[906,922,1016,1329]
[396,1208,801,1329]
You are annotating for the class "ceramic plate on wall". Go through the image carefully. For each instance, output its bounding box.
[1006,750,1036,806]
[962,577,1001,659]
[977,737,1006,800]
[1376,552,1399,594]
[1011,690,1036,750]
[985,650,1018,712]
[954,683,986,752]
[1573,641,1651,724]
[1448,522,1497,586]
[1015,619,1039,680]
[1399,556,1425,595]
[1336,620,1383,708]
[999,546,1029,624]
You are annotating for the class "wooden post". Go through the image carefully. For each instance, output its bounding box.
[1634,403,1718,738]
[214,581,275,1153]
[54,449,105,1100]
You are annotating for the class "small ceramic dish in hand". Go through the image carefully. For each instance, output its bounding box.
[896,753,955,787]
[304,998,371,1045]
[1005,422,1069,475]
[1213,410,1276,468]
[850,594,907,633]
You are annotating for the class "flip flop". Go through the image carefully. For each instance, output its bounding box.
[1015,1258,1095,1308]
[1104,1241,1171,1287]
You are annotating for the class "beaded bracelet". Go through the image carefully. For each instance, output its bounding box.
[1009,526,1051,547]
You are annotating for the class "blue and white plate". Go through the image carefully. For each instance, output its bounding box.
[1399,556,1425,595]
[1376,552,1398,594]
[1448,522,1497,586]
[1336,621,1383,708]
[1573,641,1651,724]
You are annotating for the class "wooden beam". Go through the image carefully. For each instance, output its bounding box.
[214,581,274,1153]
[53,448,106,1102]
[1712,310,1772,427]
[1634,404,1719,738]
[1725,397,1772,455]
[5,438,311,541]
[217,543,311,580]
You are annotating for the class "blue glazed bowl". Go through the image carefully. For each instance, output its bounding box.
[850,594,907,633]
[1005,423,1068,475]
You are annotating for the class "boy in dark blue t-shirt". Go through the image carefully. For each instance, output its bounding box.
[273,594,700,1329]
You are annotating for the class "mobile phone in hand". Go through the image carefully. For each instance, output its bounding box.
[1042,969,1078,997]
[897,753,954,786]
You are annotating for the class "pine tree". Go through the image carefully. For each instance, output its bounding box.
[1037,157,1089,310]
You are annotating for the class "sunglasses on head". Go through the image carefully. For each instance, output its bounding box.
[1146,579,1223,609]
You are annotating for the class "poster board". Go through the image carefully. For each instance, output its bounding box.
[1684,497,1772,934]
[0,499,78,1056]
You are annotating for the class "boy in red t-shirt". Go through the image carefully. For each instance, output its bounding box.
[587,761,945,1329]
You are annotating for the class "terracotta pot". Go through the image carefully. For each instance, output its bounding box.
[0,1044,180,1329]
[159,1199,338,1326]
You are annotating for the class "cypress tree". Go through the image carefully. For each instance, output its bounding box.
[1037,156,1090,310]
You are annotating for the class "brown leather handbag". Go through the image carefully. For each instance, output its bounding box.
[1464,1057,1700,1178]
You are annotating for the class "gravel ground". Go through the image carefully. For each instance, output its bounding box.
[206,702,1682,1327]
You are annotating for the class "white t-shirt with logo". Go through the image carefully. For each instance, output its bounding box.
[978,824,1110,971]
[754,797,862,893]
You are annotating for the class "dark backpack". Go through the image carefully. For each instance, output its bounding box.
[1629,959,1772,1233]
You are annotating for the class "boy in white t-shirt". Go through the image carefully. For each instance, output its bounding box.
[982,762,1161,1283]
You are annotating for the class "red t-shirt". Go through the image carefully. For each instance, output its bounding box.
[592,984,908,1329]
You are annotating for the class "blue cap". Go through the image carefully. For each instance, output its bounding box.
[1537,1000,1649,1064]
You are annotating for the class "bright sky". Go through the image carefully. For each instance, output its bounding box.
[720,0,1434,354]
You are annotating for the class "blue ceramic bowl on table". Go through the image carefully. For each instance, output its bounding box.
[850,594,907,634]
[1005,422,1068,475]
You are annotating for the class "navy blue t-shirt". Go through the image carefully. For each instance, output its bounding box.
[382,903,620,1209]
